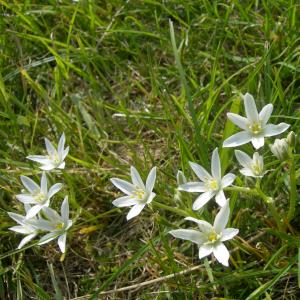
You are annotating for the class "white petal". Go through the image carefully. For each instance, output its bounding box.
[16,194,35,204]
[110,178,135,195]
[184,217,213,233]
[198,244,213,259]
[9,226,31,234]
[57,162,65,169]
[26,155,53,165]
[221,173,236,188]
[40,164,56,171]
[45,138,56,156]
[130,166,145,189]
[42,207,61,222]
[8,212,26,225]
[259,104,273,125]
[62,147,69,160]
[146,167,156,192]
[48,183,63,198]
[264,123,290,137]
[211,148,221,181]
[38,232,58,245]
[213,201,230,233]
[41,172,48,194]
[251,136,264,149]
[240,168,255,177]
[223,131,252,148]
[126,204,145,220]
[213,243,230,266]
[234,150,252,168]
[176,170,187,185]
[227,113,248,130]
[215,190,227,207]
[169,229,204,244]
[26,205,43,219]
[192,191,215,210]
[244,93,259,122]
[189,162,212,182]
[58,233,67,253]
[112,196,138,207]
[18,233,37,249]
[221,228,239,241]
[58,133,66,155]
[146,192,156,204]
[61,196,69,222]
[20,176,39,193]
[179,182,206,192]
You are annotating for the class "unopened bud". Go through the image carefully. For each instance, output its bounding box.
[287,131,296,148]
[269,138,289,161]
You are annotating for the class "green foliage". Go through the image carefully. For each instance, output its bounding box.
[0,0,299,299]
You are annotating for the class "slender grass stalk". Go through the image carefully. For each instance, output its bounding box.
[287,157,297,222]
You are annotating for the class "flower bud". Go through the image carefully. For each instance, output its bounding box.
[269,138,289,161]
[287,131,296,148]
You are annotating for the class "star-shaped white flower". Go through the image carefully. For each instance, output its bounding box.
[8,204,39,249]
[179,148,235,210]
[27,133,69,170]
[16,172,62,219]
[110,166,156,220]
[169,201,238,267]
[30,196,73,253]
[235,150,266,178]
[223,93,290,149]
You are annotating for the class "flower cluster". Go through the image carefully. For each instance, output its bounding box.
[111,93,292,267]
[8,133,72,253]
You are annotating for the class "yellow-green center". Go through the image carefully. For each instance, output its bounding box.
[33,191,46,203]
[49,152,60,163]
[133,188,145,200]
[208,179,218,190]
[251,162,262,175]
[249,121,262,135]
[56,222,64,230]
[208,231,218,243]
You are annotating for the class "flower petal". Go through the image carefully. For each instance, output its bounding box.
[146,192,156,204]
[61,196,69,222]
[244,93,259,122]
[26,155,53,165]
[146,167,156,192]
[112,196,138,207]
[16,194,35,204]
[58,133,66,155]
[221,228,239,242]
[58,233,67,253]
[189,162,212,182]
[192,191,215,210]
[223,131,252,148]
[213,242,230,266]
[40,164,56,171]
[126,204,145,220]
[227,113,248,130]
[8,212,26,225]
[221,173,236,188]
[215,190,227,207]
[18,233,37,249]
[42,207,61,222]
[251,136,264,149]
[62,147,69,160]
[240,168,255,177]
[48,183,63,198]
[110,178,135,195]
[211,148,221,181]
[264,123,290,137]
[45,138,56,156]
[234,150,252,168]
[130,166,145,189]
[213,201,230,232]
[9,225,31,234]
[20,176,39,193]
[198,244,213,259]
[179,182,207,193]
[38,232,58,245]
[259,104,273,125]
[169,229,204,245]
[26,205,43,219]
[184,217,213,233]
[41,172,48,195]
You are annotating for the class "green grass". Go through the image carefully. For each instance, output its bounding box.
[0,0,300,299]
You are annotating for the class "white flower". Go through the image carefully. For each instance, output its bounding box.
[169,201,238,267]
[235,150,266,178]
[179,148,235,210]
[30,196,72,253]
[27,133,69,170]
[269,138,289,161]
[223,93,290,149]
[8,204,39,249]
[110,166,156,220]
[16,172,62,219]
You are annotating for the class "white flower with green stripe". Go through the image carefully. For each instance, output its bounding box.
[169,201,238,267]
[223,93,289,149]
[110,166,156,220]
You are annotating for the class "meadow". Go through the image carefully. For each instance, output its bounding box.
[0,1,299,299]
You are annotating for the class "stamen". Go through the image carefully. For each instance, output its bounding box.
[249,121,262,135]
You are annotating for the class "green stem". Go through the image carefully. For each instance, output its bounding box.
[287,157,297,221]
[152,201,189,217]
[225,186,259,196]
